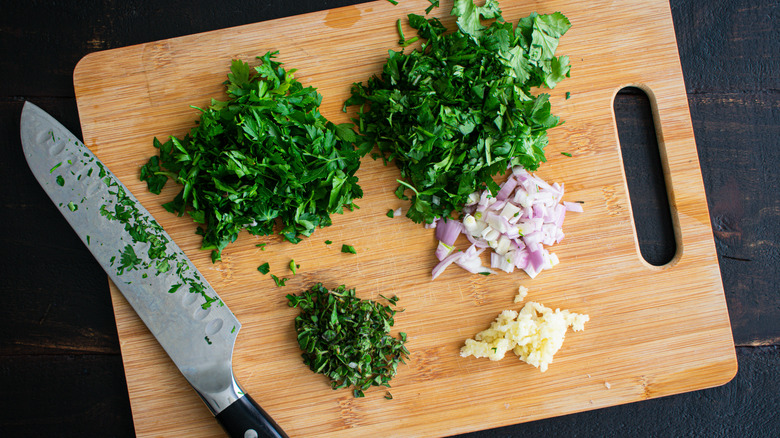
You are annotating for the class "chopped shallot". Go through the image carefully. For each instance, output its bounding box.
[431,167,582,280]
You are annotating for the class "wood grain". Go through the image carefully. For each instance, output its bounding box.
[72,1,736,437]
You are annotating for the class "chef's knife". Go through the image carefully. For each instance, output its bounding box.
[20,101,288,438]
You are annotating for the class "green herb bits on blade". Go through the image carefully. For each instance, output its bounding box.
[344,1,571,225]
[140,51,368,263]
[287,283,409,398]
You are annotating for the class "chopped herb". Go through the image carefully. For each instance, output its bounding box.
[271,274,288,287]
[289,259,299,275]
[117,244,142,275]
[287,283,409,398]
[386,0,398,4]
[478,272,491,276]
[67,202,78,212]
[385,391,394,400]
[168,284,183,294]
[86,235,90,245]
[565,91,571,99]
[255,243,267,250]
[231,325,236,333]
[345,2,571,225]
[386,209,395,218]
[205,336,212,345]
[396,19,419,47]
[257,262,270,275]
[561,152,572,157]
[140,52,367,262]
[325,240,333,245]
[50,162,62,173]
[56,175,65,186]
[341,244,357,254]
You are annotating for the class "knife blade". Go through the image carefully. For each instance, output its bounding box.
[20,101,288,438]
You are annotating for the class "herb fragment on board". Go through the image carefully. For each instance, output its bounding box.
[255,243,267,250]
[289,259,298,275]
[140,51,367,263]
[341,244,357,254]
[287,283,409,397]
[561,152,572,157]
[271,274,288,287]
[325,240,333,245]
[344,1,571,225]
[257,262,270,275]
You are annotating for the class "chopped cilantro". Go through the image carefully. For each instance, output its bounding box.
[257,262,270,275]
[345,3,571,224]
[56,175,65,186]
[341,244,357,254]
[561,152,572,157]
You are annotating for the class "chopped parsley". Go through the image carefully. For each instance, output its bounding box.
[140,52,368,262]
[341,244,357,254]
[257,262,270,275]
[271,274,288,287]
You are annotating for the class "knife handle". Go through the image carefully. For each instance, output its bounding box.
[215,394,289,438]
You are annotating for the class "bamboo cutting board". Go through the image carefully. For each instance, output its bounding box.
[73,1,736,436]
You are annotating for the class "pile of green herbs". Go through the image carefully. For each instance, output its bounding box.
[345,0,571,224]
[141,52,366,262]
[287,283,409,398]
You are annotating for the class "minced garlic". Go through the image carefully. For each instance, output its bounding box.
[514,285,529,303]
[460,301,589,372]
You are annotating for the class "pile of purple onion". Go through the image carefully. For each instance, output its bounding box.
[429,167,583,280]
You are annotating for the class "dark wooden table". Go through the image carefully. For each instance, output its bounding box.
[1,1,777,437]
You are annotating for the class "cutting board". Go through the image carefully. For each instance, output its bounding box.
[73,1,736,436]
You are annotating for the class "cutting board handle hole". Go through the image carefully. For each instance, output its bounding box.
[614,87,677,267]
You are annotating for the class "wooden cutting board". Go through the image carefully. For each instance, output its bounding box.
[73,1,737,436]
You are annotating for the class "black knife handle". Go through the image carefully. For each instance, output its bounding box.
[215,394,289,438]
